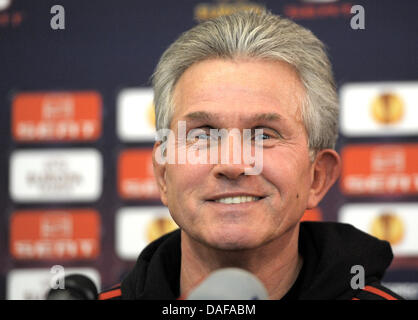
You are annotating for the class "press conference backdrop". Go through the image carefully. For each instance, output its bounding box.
[1,0,417,300]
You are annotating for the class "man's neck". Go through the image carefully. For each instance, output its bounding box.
[179,224,302,300]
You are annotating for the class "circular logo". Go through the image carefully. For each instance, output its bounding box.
[147,102,156,129]
[370,212,404,245]
[146,217,177,243]
[370,92,404,125]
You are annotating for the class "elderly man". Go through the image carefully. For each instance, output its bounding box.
[100,11,402,300]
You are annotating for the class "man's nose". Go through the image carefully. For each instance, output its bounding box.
[212,130,253,180]
[213,162,250,180]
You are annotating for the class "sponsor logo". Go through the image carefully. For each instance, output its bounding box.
[301,208,323,222]
[117,88,156,142]
[146,216,178,243]
[340,82,418,136]
[370,212,404,246]
[6,268,100,300]
[284,0,352,20]
[370,93,404,125]
[118,149,160,200]
[116,207,178,260]
[194,0,265,22]
[10,209,100,260]
[339,203,418,256]
[9,149,102,202]
[341,144,418,195]
[12,91,102,142]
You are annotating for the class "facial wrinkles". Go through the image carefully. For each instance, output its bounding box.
[173,59,303,120]
[172,94,306,151]
[169,59,310,193]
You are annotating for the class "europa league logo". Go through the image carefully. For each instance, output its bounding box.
[370,93,404,125]
[370,212,404,246]
[146,217,177,243]
[147,101,156,129]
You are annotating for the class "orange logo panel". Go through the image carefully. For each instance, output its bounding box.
[341,144,418,195]
[118,149,160,199]
[10,209,100,260]
[12,91,102,142]
[301,208,322,222]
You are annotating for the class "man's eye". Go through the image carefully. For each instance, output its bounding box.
[254,133,271,141]
[187,128,211,142]
[196,133,210,140]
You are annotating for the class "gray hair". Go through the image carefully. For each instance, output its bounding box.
[152,10,339,154]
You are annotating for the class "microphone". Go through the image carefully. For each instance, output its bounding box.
[186,268,269,300]
[46,274,98,300]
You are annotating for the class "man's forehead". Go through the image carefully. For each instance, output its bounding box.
[173,58,304,96]
[171,58,306,123]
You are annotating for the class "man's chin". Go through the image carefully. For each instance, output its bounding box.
[182,225,267,251]
[208,242,257,251]
[201,230,264,251]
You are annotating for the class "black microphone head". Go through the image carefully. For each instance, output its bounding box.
[46,274,98,300]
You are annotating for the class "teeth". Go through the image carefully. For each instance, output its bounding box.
[214,196,261,204]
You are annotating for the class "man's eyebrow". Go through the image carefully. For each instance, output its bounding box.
[252,112,282,122]
[183,111,282,123]
[183,111,215,122]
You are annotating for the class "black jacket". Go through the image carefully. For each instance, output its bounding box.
[99,221,403,300]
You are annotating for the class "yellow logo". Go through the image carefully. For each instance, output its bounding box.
[370,92,404,125]
[370,212,404,246]
[194,0,265,22]
[146,217,178,243]
[147,101,156,128]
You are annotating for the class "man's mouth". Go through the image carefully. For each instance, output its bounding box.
[207,194,264,204]
[214,196,261,204]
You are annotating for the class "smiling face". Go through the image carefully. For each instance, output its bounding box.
[153,58,332,251]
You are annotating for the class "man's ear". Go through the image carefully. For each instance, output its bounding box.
[152,141,168,206]
[307,149,341,209]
